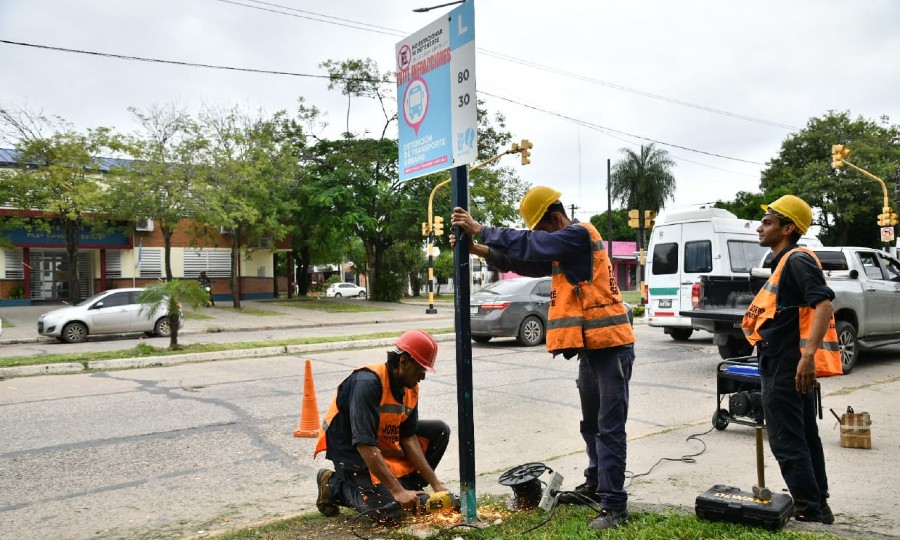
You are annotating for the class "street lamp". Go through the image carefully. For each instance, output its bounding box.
[413,0,466,12]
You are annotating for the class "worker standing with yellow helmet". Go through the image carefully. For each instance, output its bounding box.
[741,194,838,524]
[451,186,635,531]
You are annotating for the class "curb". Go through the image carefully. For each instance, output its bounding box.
[0,314,453,346]
[0,334,458,379]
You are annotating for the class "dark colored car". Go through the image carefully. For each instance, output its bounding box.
[470,277,552,346]
[470,277,635,347]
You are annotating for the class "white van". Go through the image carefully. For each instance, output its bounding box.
[645,207,819,342]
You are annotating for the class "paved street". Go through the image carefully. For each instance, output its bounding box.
[1,309,898,540]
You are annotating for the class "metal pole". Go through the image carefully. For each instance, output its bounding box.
[451,164,477,523]
[426,232,437,313]
[606,158,613,256]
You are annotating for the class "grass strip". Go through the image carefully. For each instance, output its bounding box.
[272,297,388,313]
[0,327,456,369]
[209,496,844,540]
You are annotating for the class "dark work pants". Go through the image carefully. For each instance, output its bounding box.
[577,345,635,511]
[759,352,829,519]
[331,419,450,522]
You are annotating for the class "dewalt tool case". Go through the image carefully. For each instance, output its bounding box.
[695,484,793,530]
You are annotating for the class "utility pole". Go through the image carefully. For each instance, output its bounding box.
[569,203,579,220]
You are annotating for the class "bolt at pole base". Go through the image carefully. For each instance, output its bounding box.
[426,308,437,314]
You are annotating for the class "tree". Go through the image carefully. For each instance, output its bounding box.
[589,209,634,241]
[760,111,900,246]
[320,58,394,138]
[0,105,123,303]
[432,249,454,296]
[196,106,296,308]
[713,191,770,221]
[609,143,677,249]
[138,279,208,349]
[115,103,208,280]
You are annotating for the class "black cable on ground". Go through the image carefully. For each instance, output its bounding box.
[624,425,715,488]
[349,504,396,540]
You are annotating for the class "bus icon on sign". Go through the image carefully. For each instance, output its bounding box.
[408,85,423,118]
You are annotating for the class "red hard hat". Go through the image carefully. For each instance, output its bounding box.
[395,330,438,372]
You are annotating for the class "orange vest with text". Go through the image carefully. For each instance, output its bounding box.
[741,247,842,377]
[314,363,421,483]
[546,222,635,354]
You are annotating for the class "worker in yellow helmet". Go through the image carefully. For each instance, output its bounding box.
[451,186,635,531]
[741,194,837,524]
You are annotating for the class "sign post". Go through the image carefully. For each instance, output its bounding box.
[397,0,479,523]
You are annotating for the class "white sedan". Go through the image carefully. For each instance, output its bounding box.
[325,282,367,298]
[37,288,184,343]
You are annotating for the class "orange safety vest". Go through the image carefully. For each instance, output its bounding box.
[546,222,635,354]
[314,363,423,483]
[741,247,842,377]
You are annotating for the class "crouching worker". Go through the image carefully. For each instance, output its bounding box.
[313,330,451,523]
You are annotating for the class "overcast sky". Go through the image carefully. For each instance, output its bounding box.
[3,0,899,222]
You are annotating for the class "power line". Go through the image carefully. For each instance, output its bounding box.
[211,0,405,37]
[477,50,800,131]
[0,39,372,81]
[211,0,799,131]
[1,38,764,166]
[478,91,765,165]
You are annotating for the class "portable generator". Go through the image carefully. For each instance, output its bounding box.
[713,357,764,430]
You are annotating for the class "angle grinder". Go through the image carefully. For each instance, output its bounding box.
[388,491,460,514]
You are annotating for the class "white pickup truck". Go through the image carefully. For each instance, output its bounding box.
[682,246,900,373]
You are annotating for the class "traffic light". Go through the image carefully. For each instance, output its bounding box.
[433,215,444,236]
[891,212,899,226]
[831,144,851,168]
[877,213,888,227]
[519,139,533,166]
[628,209,640,228]
[422,221,430,236]
[644,210,657,228]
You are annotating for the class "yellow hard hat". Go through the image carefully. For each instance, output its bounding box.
[519,186,562,229]
[762,195,812,234]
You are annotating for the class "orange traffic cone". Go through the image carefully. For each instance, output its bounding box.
[293,359,322,438]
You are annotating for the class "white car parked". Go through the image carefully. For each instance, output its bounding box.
[37,288,184,343]
[325,282,367,298]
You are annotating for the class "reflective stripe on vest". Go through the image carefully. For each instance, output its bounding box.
[313,362,421,481]
[741,247,842,377]
[546,222,634,353]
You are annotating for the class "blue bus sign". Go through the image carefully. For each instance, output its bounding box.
[396,0,477,181]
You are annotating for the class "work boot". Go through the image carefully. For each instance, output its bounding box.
[795,503,834,524]
[557,481,601,505]
[588,508,629,530]
[316,469,340,517]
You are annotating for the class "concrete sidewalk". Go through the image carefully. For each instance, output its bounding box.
[0,297,451,345]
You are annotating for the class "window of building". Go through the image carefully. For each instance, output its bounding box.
[138,248,162,278]
[4,249,24,279]
[106,250,122,278]
[184,248,231,278]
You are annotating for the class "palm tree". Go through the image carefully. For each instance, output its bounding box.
[609,143,677,249]
[138,279,208,350]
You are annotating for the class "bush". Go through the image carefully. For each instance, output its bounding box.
[8,284,25,300]
[372,273,403,302]
[632,305,645,317]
